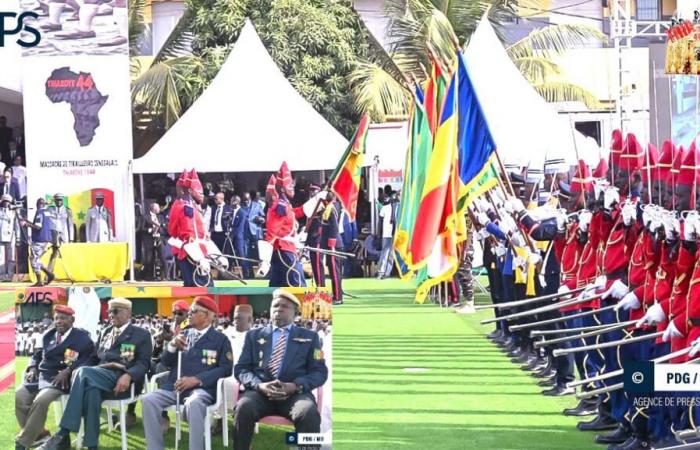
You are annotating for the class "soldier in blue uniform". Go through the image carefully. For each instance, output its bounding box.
[15,305,94,450]
[39,298,152,450]
[142,296,233,450]
[19,198,55,286]
[321,194,343,305]
[234,289,328,450]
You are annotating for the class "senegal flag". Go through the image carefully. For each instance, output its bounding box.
[393,90,433,275]
[330,114,370,221]
[46,189,115,235]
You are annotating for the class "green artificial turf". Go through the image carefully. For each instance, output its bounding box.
[332,278,594,450]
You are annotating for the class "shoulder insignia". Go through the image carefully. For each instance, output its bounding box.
[257,338,267,345]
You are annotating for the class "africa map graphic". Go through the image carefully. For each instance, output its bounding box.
[45,67,109,146]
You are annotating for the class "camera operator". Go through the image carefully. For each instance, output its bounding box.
[142,202,165,281]
[0,194,19,281]
[19,198,56,286]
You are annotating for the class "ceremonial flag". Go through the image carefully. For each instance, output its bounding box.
[455,51,498,211]
[330,114,370,221]
[409,69,459,275]
[393,88,433,275]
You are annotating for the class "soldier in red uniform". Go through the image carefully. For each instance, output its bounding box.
[256,162,306,287]
[167,169,212,287]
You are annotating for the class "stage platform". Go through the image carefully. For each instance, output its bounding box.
[4,280,330,320]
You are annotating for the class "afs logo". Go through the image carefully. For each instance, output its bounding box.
[0,12,41,48]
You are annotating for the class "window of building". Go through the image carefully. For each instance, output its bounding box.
[636,0,660,21]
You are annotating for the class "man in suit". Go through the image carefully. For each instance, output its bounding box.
[15,305,94,450]
[228,195,250,277]
[85,192,113,243]
[142,202,164,281]
[142,296,233,450]
[234,289,328,450]
[39,298,152,450]
[242,192,265,262]
[209,192,232,254]
[0,167,20,202]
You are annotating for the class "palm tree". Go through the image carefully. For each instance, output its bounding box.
[350,0,607,120]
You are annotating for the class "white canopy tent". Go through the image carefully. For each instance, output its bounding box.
[464,17,602,169]
[132,19,348,174]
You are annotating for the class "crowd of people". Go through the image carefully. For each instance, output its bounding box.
[470,130,700,449]
[15,290,331,450]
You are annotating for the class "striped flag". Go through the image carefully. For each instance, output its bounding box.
[330,114,370,221]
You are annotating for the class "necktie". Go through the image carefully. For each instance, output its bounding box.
[186,330,200,350]
[216,207,222,227]
[110,327,121,347]
[268,328,287,377]
[55,333,62,345]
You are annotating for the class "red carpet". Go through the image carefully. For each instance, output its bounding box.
[0,310,15,393]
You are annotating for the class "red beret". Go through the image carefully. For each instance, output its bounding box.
[54,305,75,316]
[193,296,218,313]
[172,300,190,312]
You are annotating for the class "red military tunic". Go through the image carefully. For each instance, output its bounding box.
[670,243,699,361]
[602,209,639,286]
[559,222,584,312]
[653,240,680,344]
[577,211,608,309]
[684,263,700,360]
[264,197,298,253]
[630,232,661,324]
[167,197,207,261]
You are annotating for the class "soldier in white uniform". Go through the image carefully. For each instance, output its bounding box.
[85,192,113,243]
[47,193,74,245]
[0,194,19,281]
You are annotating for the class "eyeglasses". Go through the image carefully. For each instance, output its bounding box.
[107,308,123,315]
[173,311,187,316]
[189,308,207,315]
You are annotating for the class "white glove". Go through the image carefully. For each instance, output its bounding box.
[664,216,680,240]
[476,197,492,214]
[511,198,525,213]
[578,211,592,232]
[622,202,636,226]
[198,259,211,274]
[684,213,700,241]
[642,206,654,228]
[498,217,514,235]
[662,321,682,342]
[477,228,490,241]
[555,210,567,232]
[604,279,629,300]
[477,212,490,227]
[649,216,663,233]
[503,199,515,214]
[689,338,700,358]
[604,187,620,209]
[528,252,542,265]
[513,256,526,269]
[558,285,570,295]
[636,302,667,327]
[495,244,507,257]
[593,275,607,290]
[302,191,328,217]
[256,240,273,277]
[511,234,525,248]
[615,291,640,311]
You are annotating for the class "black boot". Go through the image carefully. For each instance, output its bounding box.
[563,398,597,416]
[595,424,631,444]
[542,385,575,396]
[577,415,617,432]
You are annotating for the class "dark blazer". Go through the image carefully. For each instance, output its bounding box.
[143,211,164,236]
[28,327,94,391]
[93,323,152,386]
[235,325,328,393]
[244,202,265,240]
[210,204,233,233]
[0,178,20,201]
[161,327,233,399]
[228,206,248,241]
[321,202,340,250]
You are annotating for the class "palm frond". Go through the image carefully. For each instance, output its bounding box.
[506,24,607,60]
[512,56,561,85]
[348,60,412,121]
[128,0,149,57]
[532,82,603,110]
[153,8,195,64]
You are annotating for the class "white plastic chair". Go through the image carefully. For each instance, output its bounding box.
[149,371,232,450]
[75,373,148,450]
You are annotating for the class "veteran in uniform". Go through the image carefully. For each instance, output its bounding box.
[39,298,152,450]
[142,296,233,450]
[85,192,113,243]
[233,288,328,450]
[15,305,94,450]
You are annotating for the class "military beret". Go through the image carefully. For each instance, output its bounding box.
[54,305,75,316]
[172,300,190,312]
[272,288,301,308]
[193,296,218,313]
[234,304,253,314]
[108,297,132,310]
